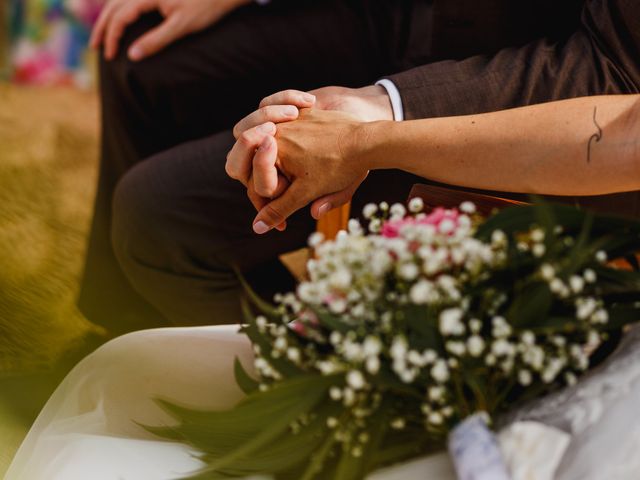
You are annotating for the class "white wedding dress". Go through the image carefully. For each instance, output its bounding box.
[6,324,640,480]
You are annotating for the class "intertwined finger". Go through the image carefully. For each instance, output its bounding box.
[259,90,316,109]
[233,105,299,139]
[225,122,276,185]
[253,182,310,234]
[247,173,290,231]
[252,136,279,198]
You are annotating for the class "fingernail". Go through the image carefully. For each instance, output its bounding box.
[128,45,143,61]
[258,123,275,133]
[302,93,316,103]
[253,221,270,234]
[283,105,298,117]
[317,203,332,217]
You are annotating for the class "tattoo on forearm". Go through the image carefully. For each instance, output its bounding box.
[587,106,603,163]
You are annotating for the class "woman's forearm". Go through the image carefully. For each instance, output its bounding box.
[360,95,640,196]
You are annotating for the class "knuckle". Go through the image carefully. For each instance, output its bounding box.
[263,203,284,222]
[238,131,252,146]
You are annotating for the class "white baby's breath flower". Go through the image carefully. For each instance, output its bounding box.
[469,319,482,333]
[428,386,445,402]
[532,243,546,258]
[439,308,465,336]
[521,331,535,346]
[410,280,435,304]
[540,263,555,281]
[518,370,533,386]
[595,250,608,263]
[398,262,419,281]
[569,275,585,294]
[583,269,597,283]
[347,218,364,235]
[346,370,366,390]
[446,341,466,356]
[467,335,485,357]
[491,230,507,247]
[390,418,406,430]
[368,218,382,233]
[365,356,380,375]
[428,412,444,425]
[431,360,450,383]
[576,297,597,320]
[531,228,545,243]
[363,336,382,356]
[329,297,348,314]
[408,197,424,213]
[439,218,455,234]
[422,349,438,364]
[308,232,325,248]
[287,347,301,363]
[256,316,268,330]
[343,387,356,406]
[363,203,378,219]
[329,387,342,400]
[327,417,339,428]
[491,339,515,357]
[391,336,408,359]
[390,203,406,219]
[591,308,609,324]
[549,278,569,297]
[460,201,476,214]
[330,269,352,290]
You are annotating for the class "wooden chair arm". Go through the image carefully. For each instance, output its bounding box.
[408,184,528,216]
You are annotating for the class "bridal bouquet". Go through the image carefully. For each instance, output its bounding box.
[152,200,640,480]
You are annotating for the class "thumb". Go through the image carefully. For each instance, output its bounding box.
[128,15,182,61]
[252,182,308,234]
[310,172,368,220]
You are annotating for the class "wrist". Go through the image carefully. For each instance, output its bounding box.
[354,85,394,122]
[349,120,396,172]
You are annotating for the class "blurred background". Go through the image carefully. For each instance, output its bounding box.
[1,0,105,474]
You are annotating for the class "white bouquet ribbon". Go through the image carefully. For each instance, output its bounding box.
[448,414,570,480]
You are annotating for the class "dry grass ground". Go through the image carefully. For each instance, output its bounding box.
[0,84,102,474]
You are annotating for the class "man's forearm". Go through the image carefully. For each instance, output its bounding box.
[359,95,640,196]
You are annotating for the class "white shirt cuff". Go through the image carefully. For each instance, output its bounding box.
[375,79,404,121]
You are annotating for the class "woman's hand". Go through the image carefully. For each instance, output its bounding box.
[229,108,371,234]
[91,0,249,61]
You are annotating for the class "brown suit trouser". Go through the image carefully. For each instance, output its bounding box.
[79,0,639,334]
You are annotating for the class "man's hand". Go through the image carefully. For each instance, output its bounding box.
[91,0,249,61]
[230,108,372,234]
[227,86,392,232]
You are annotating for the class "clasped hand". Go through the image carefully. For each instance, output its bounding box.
[226,89,373,235]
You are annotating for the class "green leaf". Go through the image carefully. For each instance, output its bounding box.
[506,281,552,327]
[234,357,259,395]
[402,305,441,351]
[236,268,280,319]
[315,308,352,333]
[601,305,640,331]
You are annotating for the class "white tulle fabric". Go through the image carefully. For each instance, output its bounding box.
[6,325,640,480]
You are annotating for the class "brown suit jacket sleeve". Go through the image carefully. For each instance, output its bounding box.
[389,0,640,120]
